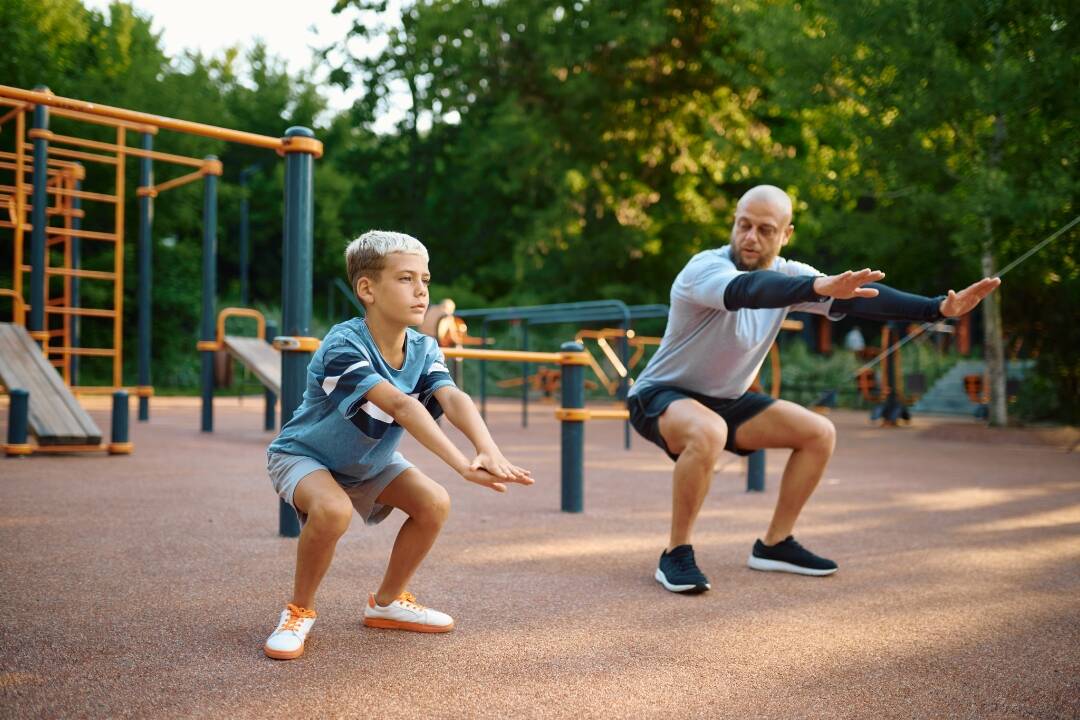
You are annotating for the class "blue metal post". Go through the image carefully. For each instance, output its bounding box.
[479,319,488,420]
[70,178,83,385]
[137,133,153,421]
[278,127,316,538]
[560,341,585,513]
[200,159,218,433]
[264,321,278,432]
[111,391,129,443]
[28,88,49,338]
[239,165,258,306]
[521,322,529,428]
[747,449,765,492]
[6,389,29,447]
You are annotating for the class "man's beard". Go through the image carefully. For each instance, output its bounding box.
[730,245,772,272]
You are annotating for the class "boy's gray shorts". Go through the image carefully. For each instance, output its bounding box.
[267,451,414,527]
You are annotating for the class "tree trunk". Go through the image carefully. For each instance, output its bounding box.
[980,237,1008,426]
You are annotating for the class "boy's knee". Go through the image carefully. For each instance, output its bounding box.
[306,496,353,537]
[412,484,451,528]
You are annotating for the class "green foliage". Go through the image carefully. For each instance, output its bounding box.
[4,0,1076,424]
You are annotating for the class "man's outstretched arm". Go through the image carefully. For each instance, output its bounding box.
[831,276,1001,321]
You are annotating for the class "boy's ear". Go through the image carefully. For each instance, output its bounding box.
[355,275,375,305]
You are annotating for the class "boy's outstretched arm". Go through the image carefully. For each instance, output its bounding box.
[364,382,528,493]
[433,385,533,484]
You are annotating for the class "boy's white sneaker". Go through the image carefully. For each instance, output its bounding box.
[363,591,454,633]
[264,603,317,660]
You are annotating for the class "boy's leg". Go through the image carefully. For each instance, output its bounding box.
[291,470,355,609]
[371,468,450,606]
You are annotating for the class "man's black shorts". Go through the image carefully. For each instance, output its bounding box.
[627,385,775,460]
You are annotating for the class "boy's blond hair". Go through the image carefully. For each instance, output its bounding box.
[345,230,429,295]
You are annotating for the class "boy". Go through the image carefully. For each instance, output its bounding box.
[264,230,532,660]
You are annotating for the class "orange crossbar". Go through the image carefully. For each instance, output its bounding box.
[442,348,568,363]
[35,131,204,168]
[1,85,289,151]
[19,266,116,281]
[43,226,117,242]
[145,168,205,196]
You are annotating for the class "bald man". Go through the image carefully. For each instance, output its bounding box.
[629,185,1000,593]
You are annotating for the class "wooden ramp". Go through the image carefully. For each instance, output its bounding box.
[223,335,280,395]
[0,322,102,445]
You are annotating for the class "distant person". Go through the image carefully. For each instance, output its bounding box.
[844,326,866,352]
[628,185,1000,593]
[263,231,532,660]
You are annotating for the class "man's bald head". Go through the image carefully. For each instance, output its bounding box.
[736,185,793,226]
[729,185,796,271]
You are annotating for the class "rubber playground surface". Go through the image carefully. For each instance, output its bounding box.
[1,396,1077,719]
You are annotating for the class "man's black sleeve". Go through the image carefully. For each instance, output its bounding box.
[722,271,822,310]
[831,283,945,322]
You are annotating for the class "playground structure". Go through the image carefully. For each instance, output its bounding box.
[0,85,321,529]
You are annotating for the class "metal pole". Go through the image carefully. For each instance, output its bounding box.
[70,177,82,385]
[480,318,488,420]
[137,133,153,421]
[560,342,585,513]
[28,87,49,338]
[240,165,256,306]
[6,389,30,455]
[200,158,218,432]
[108,390,131,454]
[747,449,765,492]
[264,321,278,432]
[278,127,316,539]
[521,322,528,428]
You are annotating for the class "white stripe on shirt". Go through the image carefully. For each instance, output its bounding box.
[321,360,370,395]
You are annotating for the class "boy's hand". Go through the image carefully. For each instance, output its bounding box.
[461,466,529,493]
[470,449,533,484]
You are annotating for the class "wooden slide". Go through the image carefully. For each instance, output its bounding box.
[0,322,102,445]
[222,335,280,396]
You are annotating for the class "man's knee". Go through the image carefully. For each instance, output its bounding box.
[805,416,836,453]
[306,495,353,537]
[682,420,728,460]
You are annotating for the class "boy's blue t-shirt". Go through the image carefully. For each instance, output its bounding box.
[268,318,456,479]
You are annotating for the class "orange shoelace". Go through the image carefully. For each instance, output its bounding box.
[281,603,317,632]
[396,591,424,611]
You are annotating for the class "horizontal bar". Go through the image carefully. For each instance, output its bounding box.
[20,265,116,280]
[49,106,158,134]
[44,226,117,242]
[47,346,116,357]
[41,144,118,166]
[1,85,285,151]
[441,348,567,363]
[45,306,116,318]
[71,385,149,396]
[37,131,203,167]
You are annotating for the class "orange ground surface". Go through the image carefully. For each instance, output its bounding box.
[1,397,1077,719]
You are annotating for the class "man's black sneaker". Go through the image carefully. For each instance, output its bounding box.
[747,536,838,576]
[655,545,711,594]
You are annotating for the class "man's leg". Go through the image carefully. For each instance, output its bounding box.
[733,400,836,544]
[658,398,729,550]
[291,470,355,609]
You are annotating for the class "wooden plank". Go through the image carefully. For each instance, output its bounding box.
[223,335,280,396]
[0,327,88,442]
[0,323,102,445]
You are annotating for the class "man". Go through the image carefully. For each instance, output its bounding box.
[627,185,1000,593]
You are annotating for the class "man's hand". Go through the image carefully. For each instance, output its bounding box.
[470,449,532,484]
[939,277,1001,318]
[461,465,533,493]
[812,268,886,299]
